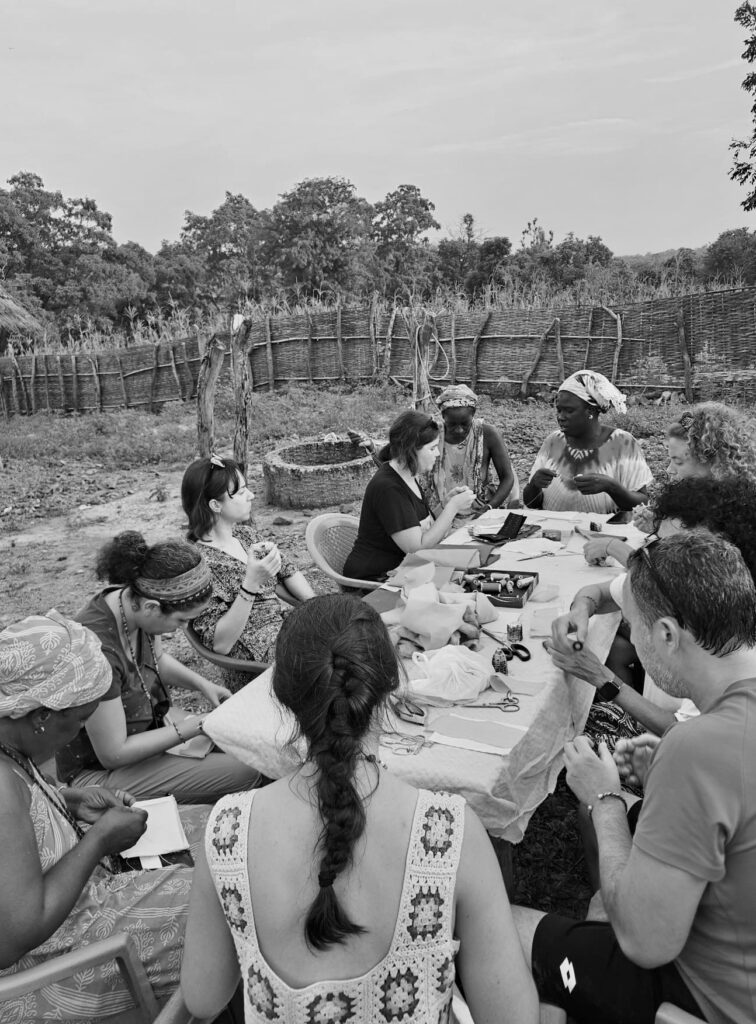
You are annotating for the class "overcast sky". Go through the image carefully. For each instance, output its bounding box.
[2,0,754,256]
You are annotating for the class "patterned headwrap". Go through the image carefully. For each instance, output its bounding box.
[0,609,112,719]
[559,371,627,415]
[135,556,213,604]
[437,384,479,412]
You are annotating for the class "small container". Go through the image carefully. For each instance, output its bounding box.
[491,648,510,674]
[507,623,523,642]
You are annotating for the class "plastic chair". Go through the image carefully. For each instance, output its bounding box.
[655,1004,705,1023]
[184,623,268,676]
[305,513,381,592]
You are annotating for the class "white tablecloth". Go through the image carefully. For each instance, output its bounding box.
[205,509,633,842]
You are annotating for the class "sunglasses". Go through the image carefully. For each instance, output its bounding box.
[636,539,686,628]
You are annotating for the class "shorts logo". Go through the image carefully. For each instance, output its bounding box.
[560,957,576,993]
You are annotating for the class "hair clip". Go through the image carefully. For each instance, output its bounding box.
[209,455,225,468]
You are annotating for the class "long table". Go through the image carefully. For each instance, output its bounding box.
[204,509,642,843]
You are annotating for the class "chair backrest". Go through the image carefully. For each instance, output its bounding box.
[184,624,268,676]
[307,513,360,576]
[655,1003,705,1024]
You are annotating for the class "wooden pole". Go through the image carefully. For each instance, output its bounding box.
[196,334,227,457]
[56,355,66,411]
[42,354,51,411]
[335,305,345,381]
[116,353,128,407]
[232,321,253,474]
[382,308,396,378]
[675,308,694,403]
[168,343,184,400]
[368,294,378,380]
[450,312,457,384]
[469,311,492,392]
[415,320,436,413]
[70,353,79,412]
[553,318,564,380]
[520,319,557,398]
[89,356,103,412]
[602,305,623,385]
[306,313,314,384]
[30,354,37,414]
[149,344,161,412]
[264,316,275,392]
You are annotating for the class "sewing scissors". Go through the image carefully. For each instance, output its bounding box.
[467,691,521,713]
[479,628,532,661]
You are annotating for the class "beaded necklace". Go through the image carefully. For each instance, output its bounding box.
[117,591,169,725]
[0,739,121,874]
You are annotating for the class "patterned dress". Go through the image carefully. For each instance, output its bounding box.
[206,788,465,1024]
[425,418,519,514]
[0,772,208,1024]
[193,524,298,663]
[528,428,653,514]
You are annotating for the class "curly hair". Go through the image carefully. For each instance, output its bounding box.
[652,477,756,582]
[96,531,212,612]
[667,402,756,479]
[272,594,399,951]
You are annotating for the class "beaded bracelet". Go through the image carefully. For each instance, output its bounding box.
[170,719,185,743]
[587,791,626,818]
[238,586,256,602]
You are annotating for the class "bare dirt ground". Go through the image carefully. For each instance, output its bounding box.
[0,462,345,688]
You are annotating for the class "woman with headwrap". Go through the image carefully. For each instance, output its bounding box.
[56,531,261,804]
[424,384,519,515]
[0,611,197,1021]
[523,370,653,514]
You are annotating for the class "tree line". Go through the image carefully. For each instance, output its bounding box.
[1,170,755,343]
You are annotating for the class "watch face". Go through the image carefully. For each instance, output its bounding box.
[598,678,621,701]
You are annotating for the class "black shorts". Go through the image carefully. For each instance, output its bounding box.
[531,914,703,1024]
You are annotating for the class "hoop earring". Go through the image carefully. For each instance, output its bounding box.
[32,723,46,735]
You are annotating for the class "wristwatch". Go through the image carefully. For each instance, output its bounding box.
[596,672,622,702]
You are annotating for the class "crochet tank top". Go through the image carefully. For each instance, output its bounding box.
[206,788,465,1024]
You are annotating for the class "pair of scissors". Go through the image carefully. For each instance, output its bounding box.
[480,629,532,662]
[468,692,520,713]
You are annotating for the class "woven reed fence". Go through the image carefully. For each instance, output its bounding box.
[3,287,756,417]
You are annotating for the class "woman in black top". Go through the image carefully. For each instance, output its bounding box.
[343,411,474,580]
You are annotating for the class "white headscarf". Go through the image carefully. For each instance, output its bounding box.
[559,371,627,414]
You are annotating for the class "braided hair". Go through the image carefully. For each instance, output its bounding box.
[272,593,399,950]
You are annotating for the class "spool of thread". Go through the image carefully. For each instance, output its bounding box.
[507,623,523,642]
[477,581,503,594]
[492,648,509,673]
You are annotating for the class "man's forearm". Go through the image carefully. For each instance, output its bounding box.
[594,799,634,919]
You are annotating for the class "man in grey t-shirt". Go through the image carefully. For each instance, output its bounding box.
[513,530,756,1024]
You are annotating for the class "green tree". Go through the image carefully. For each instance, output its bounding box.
[372,184,440,297]
[262,177,375,297]
[180,192,265,302]
[702,227,756,282]
[730,2,756,210]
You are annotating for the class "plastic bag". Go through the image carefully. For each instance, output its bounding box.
[408,646,492,703]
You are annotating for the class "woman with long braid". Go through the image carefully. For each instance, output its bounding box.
[181,594,537,1024]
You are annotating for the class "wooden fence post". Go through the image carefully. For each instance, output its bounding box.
[306,314,314,384]
[553,318,564,380]
[196,334,227,457]
[602,305,623,385]
[382,308,396,378]
[520,318,557,398]
[469,312,492,392]
[335,305,345,381]
[232,321,253,474]
[149,344,161,412]
[450,312,457,384]
[675,308,694,403]
[264,316,275,392]
[368,294,378,380]
[415,319,436,413]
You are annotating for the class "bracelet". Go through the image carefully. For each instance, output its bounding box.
[170,719,185,743]
[587,791,626,818]
[238,586,257,602]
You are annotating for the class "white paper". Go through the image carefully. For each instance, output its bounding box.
[121,796,189,859]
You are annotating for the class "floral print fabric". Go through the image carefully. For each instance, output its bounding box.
[206,788,465,1024]
[193,524,298,663]
[0,772,207,1024]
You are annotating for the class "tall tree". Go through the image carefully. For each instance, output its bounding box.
[730,2,756,210]
[372,184,440,297]
[262,177,374,296]
[180,192,265,302]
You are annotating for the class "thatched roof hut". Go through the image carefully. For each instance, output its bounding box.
[0,286,43,349]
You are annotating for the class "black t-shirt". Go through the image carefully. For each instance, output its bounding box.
[343,463,432,580]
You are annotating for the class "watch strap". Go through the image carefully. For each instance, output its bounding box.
[597,675,622,701]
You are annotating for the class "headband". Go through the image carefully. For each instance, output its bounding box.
[437,384,479,412]
[135,557,213,603]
